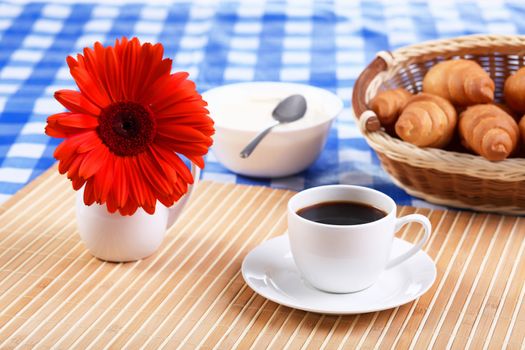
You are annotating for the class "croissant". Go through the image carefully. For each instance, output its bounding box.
[423,59,494,106]
[395,93,457,148]
[459,104,519,161]
[504,67,525,113]
[369,88,412,126]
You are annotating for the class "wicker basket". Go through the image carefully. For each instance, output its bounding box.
[352,34,525,215]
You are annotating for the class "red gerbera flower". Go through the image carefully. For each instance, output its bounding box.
[45,37,214,216]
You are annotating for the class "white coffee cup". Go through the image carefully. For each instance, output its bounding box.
[287,185,431,293]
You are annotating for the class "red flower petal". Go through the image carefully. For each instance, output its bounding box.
[156,124,211,145]
[54,90,101,116]
[155,139,206,169]
[138,152,173,195]
[106,191,118,213]
[92,151,114,203]
[155,137,210,157]
[186,155,205,169]
[77,133,103,153]
[140,72,188,104]
[81,47,113,105]
[112,157,128,209]
[45,125,67,138]
[173,175,189,197]
[121,38,140,100]
[134,44,169,100]
[83,180,96,206]
[149,81,199,113]
[45,112,98,138]
[114,37,129,59]
[150,145,193,184]
[124,157,145,207]
[93,42,111,95]
[72,176,86,191]
[121,195,139,216]
[67,153,86,180]
[157,115,215,137]
[54,130,100,160]
[129,42,154,101]
[57,150,79,175]
[78,144,108,179]
[155,101,209,119]
[104,46,124,102]
[148,145,179,186]
[47,112,98,128]
[122,157,157,214]
[69,66,112,108]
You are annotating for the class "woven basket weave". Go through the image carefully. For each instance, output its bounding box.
[352,34,525,215]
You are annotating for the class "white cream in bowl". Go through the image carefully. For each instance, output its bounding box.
[203,82,343,178]
[210,95,325,132]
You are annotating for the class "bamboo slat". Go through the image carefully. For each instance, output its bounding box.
[0,167,524,349]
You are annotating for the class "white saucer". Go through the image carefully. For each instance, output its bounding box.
[241,234,436,314]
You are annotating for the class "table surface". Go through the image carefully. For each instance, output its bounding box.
[1,169,524,349]
[1,0,525,209]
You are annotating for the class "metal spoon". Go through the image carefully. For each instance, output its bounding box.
[239,94,307,158]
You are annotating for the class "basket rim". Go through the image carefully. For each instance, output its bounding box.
[387,34,525,64]
[352,34,525,182]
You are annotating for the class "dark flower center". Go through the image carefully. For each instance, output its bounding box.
[97,101,156,156]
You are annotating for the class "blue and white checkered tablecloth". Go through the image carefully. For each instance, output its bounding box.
[0,0,524,208]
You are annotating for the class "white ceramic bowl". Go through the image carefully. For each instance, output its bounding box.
[203,82,343,178]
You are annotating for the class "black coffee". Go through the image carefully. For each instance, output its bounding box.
[297,201,387,226]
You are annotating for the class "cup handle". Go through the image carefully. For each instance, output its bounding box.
[167,162,201,228]
[386,214,431,269]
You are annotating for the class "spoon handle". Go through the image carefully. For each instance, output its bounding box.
[239,122,279,158]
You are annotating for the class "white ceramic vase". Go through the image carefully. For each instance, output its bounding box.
[76,164,200,262]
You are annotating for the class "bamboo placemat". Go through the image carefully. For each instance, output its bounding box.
[0,167,524,349]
